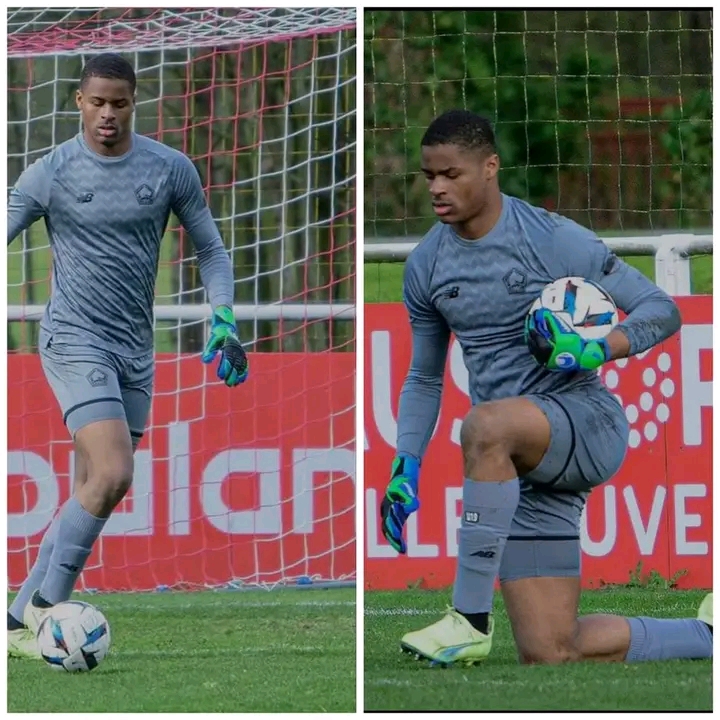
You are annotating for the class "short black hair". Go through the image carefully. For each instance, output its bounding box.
[421,110,496,155]
[80,53,136,94]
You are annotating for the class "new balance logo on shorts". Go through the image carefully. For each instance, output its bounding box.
[442,285,460,299]
[470,549,496,559]
[76,192,94,203]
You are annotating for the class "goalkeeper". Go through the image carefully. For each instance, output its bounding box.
[7,53,248,659]
[381,109,712,666]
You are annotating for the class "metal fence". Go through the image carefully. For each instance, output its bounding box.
[364,233,712,296]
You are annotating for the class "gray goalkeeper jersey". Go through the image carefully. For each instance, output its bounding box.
[8,132,234,357]
[397,193,681,460]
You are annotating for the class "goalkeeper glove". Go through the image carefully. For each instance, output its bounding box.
[380,454,420,554]
[525,308,610,372]
[202,305,249,387]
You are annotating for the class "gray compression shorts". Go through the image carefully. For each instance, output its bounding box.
[39,332,153,446]
[499,385,630,582]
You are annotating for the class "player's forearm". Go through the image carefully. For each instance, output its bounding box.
[396,372,443,461]
[395,325,449,460]
[195,237,235,312]
[614,294,681,357]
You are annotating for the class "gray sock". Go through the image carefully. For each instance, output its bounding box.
[625,617,713,662]
[8,513,61,623]
[453,478,520,614]
[39,497,107,605]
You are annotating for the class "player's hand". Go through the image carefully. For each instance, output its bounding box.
[525,308,610,372]
[380,454,420,554]
[202,305,249,387]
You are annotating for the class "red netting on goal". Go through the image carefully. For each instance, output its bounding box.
[8,7,357,591]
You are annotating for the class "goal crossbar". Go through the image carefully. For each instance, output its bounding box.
[7,7,357,57]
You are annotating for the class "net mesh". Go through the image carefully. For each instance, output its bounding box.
[365,9,712,239]
[8,7,356,591]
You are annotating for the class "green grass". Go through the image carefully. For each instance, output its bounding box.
[8,588,356,713]
[364,588,712,712]
[365,255,712,302]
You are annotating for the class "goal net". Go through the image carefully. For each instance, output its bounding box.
[8,7,357,591]
[365,9,712,239]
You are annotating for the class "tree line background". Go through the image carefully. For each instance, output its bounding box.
[365,9,712,238]
[8,7,356,353]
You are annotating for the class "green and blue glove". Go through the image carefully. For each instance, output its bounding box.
[380,454,420,554]
[202,305,249,387]
[525,308,610,372]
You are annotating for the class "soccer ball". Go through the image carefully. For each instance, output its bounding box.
[36,601,111,672]
[528,277,618,340]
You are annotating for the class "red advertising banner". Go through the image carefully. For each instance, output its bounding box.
[9,353,356,591]
[364,297,712,590]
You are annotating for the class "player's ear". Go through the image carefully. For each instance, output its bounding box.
[75,89,83,111]
[485,153,499,181]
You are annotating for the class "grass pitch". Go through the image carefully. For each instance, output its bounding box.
[364,587,712,712]
[8,588,356,713]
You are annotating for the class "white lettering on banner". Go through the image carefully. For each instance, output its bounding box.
[674,484,708,555]
[405,512,439,558]
[681,324,712,446]
[201,449,281,534]
[365,489,397,558]
[445,487,462,557]
[168,421,191,536]
[104,450,153,536]
[292,448,355,534]
[449,340,470,446]
[364,482,708,560]
[364,488,440,558]
[580,486,618,557]
[7,452,59,538]
[623,486,666,555]
[9,445,351,537]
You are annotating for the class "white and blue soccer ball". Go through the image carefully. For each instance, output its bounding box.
[529,276,618,341]
[36,600,111,672]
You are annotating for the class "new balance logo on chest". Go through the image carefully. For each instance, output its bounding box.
[76,192,94,203]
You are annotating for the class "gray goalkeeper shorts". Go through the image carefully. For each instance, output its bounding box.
[39,330,154,446]
[499,385,629,582]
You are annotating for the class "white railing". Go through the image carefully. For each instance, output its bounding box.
[6,303,355,322]
[5,234,711,323]
[364,233,712,296]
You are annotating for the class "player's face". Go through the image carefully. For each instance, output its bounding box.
[76,77,135,155]
[421,144,499,229]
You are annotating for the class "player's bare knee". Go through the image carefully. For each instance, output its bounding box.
[91,455,134,507]
[460,404,511,476]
